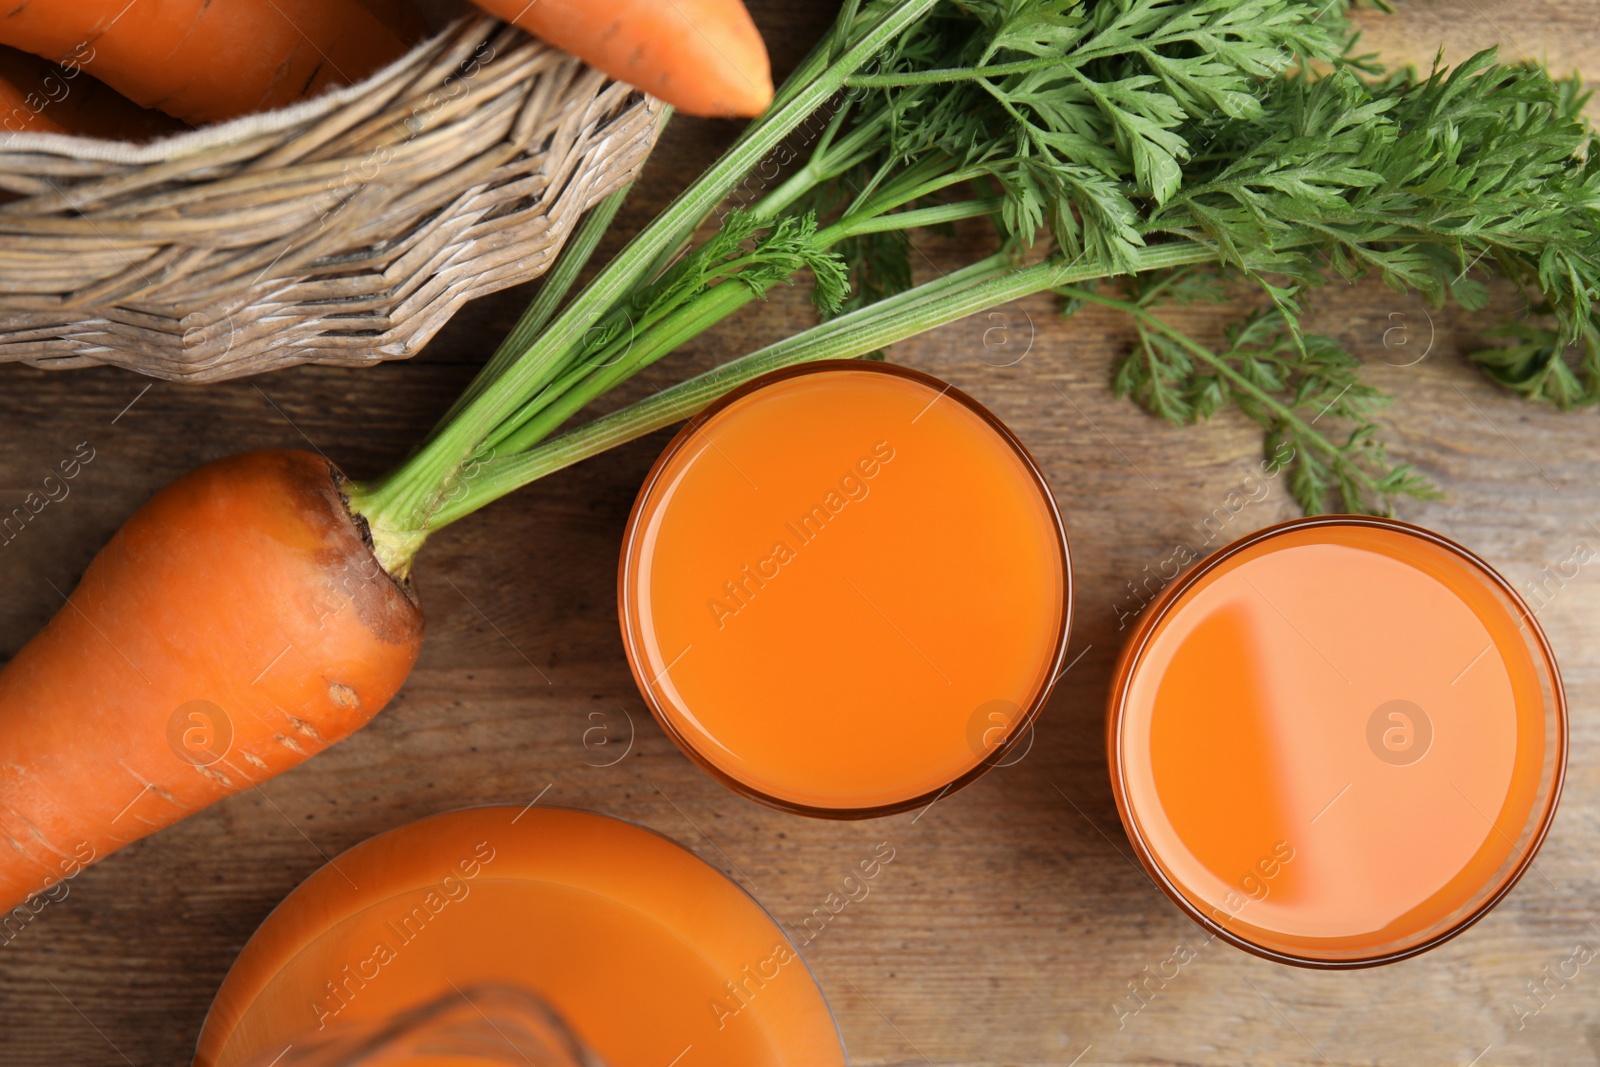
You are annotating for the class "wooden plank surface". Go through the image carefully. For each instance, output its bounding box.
[2,2,1598,1064]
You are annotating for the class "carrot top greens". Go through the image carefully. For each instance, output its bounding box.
[346,0,1600,578]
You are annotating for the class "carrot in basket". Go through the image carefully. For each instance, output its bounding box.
[0,451,422,914]
[472,0,772,117]
[0,0,411,127]
[0,45,185,141]
[354,0,431,46]
[0,47,68,136]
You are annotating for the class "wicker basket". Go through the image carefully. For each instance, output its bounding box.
[0,16,661,381]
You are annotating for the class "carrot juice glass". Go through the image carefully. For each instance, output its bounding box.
[618,361,1073,817]
[1108,516,1567,967]
[196,807,845,1067]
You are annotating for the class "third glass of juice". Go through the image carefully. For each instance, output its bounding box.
[1109,516,1566,966]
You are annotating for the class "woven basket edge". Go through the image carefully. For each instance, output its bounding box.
[0,16,501,166]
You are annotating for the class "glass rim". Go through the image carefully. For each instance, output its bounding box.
[1105,513,1569,969]
[617,358,1075,820]
[196,803,849,1066]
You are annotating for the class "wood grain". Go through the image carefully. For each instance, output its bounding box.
[1,3,1597,1065]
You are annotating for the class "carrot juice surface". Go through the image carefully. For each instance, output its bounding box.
[619,362,1071,814]
[195,808,844,1067]
[1111,519,1565,965]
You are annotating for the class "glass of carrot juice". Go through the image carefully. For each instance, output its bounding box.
[618,360,1073,817]
[1108,516,1566,966]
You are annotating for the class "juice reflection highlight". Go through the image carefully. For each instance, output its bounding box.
[1111,520,1564,964]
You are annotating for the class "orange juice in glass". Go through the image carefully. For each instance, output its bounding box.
[196,807,844,1066]
[1109,517,1566,966]
[618,360,1072,817]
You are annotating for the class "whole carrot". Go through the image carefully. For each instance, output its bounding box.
[0,0,411,126]
[0,451,421,913]
[472,0,772,118]
[0,45,185,141]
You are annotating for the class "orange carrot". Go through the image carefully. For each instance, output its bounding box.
[472,0,772,118]
[0,45,185,140]
[353,0,430,47]
[0,451,422,913]
[0,1,411,127]
[0,47,67,135]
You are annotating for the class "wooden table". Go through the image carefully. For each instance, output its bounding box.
[2,3,1596,1063]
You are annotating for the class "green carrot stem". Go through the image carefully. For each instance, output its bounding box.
[847,56,1076,88]
[744,107,889,222]
[347,0,943,574]
[484,197,1007,455]
[823,197,1004,241]
[425,242,1220,527]
[433,180,637,431]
